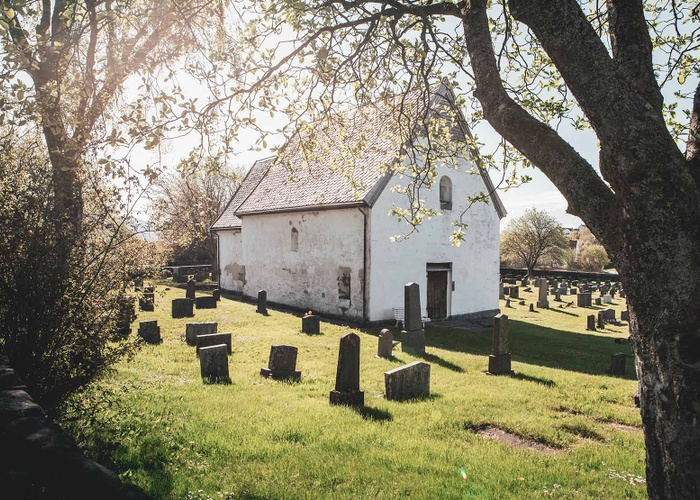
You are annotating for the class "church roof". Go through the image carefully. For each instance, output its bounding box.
[212,82,505,230]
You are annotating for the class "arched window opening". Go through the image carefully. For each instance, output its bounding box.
[439,176,453,210]
[291,227,299,252]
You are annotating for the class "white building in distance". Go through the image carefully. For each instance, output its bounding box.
[212,82,506,324]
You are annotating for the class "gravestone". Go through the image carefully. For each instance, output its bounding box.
[570,288,578,295]
[603,294,613,304]
[521,277,529,286]
[595,297,602,306]
[186,322,217,345]
[577,293,592,307]
[139,292,154,312]
[257,290,268,314]
[499,283,504,300]
[402,282,426,354]
[377,329,394,358]
[597,311,605,329]
[621,310,630,322]
[195,296,217,309]
[537,282,549,309]
[488,314,512,375]
[212,288,221,301]
[529,303,535,312]
[587,314,596,331]
[554,291,562,302]
[196,332,232,355]
[384,362,431,401]
[186,277,196,299]
[329,333,364,407]
[138,320,161,344]
[609,352,626,376]
[199,344,229,381]
[509,286,520,300]
[172,298,194,318]
[260,345,301,380]
[302,314,320,334]
[605,308,616,323]
[505,298,511,308]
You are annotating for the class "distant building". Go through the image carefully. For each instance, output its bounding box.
[212,82,506,323]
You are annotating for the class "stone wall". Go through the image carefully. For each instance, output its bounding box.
[0,353,153,499]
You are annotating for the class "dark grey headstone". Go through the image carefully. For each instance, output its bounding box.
[139,292,154,312]
[186,278,196,299]
[488,313,512,375]
[509,286,520,300]
[329,333,364,407]
[404,282,422,331]
[577,293,592,307]
[138,320,161,344]
[185,322,217,345]
[257,290,268,314]
[260,345,300,380]
[401,329,425,355]
[595,297,602,306]
[302,314,320,334]
[172,298,194,318]
[597,311,605,329]
[587,314,596,331]
[195,296,217,309]
[621,310,630,322]
[196,332,232,355]
[499,283,505,300]
[212,289,221,301]
[384,361,430,401]
[605,308,616,323]
[609,352,626,376]
[199,344,229,381]
[377,329,393,358]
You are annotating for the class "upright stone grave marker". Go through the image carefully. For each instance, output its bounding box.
[377,329,394,358]
[200,344,229,382]
[196,332,232,355]
[138,320,161,344]
[609,352,626,376]
[139,292,154,312]
[257,290,268,314]
[597,311,605,329]
[186,322,217,345]
[186,277,196,299]
[509,286,520,300]
[384,362,430,401]
[260,345,301,380]
[577,293,592,307]
[329,333,364,407]
[587,315,596,331]
[401,282,425,354]
[537,281,549,309]
[603,294,613,304]
[172,298,194,318]
[212,288,221,301]
[302,314,320,334]
[499,283,505,300]
[488,314,512,375]
[621,310,630,322]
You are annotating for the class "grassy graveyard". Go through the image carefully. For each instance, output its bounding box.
[65,285,644,499]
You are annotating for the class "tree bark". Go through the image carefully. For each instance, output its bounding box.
[462,1,700,497]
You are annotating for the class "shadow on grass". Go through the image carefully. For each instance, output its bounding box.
[417,352,465,373]
[510,372,556,387]
[423,320,637,380]
[353,405,393,422]
[549,307,579,317]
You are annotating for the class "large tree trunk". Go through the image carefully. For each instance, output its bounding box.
[618,210,700,499]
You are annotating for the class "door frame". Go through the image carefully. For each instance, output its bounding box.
[426,262,452,320]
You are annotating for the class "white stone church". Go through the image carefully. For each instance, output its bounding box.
[212,82,505,324]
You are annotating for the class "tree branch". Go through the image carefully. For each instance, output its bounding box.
[462,0,623,254]
[606,0,664,112]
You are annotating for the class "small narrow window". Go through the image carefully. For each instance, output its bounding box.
[440,176,453,210]
[291,228,299,252]
[338,267,351,300]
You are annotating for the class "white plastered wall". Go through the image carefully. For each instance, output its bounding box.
[239,208,366,320]
[367,155,500,322]
[218,229,244,292]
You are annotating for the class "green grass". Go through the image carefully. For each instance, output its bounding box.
[66,285,645,499]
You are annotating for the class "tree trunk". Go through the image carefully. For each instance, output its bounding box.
[619,222,700,499]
